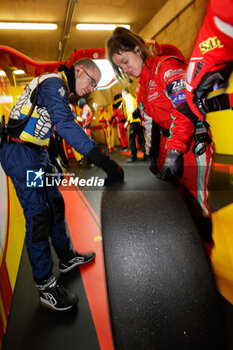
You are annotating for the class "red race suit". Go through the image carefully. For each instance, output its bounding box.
[81,104,92,137]
[138,56,214,217]
[111,108,128,149]
[186,0,233,121]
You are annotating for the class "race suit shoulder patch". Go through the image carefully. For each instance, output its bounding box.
[199,36,224,55]
[58,86,66,97]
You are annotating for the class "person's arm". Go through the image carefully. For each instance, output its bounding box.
[158,58,195,179]
[159,58,195,154]
[39,78,95,156]
[39,78,124,185]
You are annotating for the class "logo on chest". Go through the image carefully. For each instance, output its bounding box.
[147,80,160,101]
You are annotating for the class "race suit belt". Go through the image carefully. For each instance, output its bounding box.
[159,126,170,137]
[6,135,45,151]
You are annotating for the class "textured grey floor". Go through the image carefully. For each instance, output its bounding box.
[2,149,233,350]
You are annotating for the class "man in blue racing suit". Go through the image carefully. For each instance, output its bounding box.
[0,58,124,312]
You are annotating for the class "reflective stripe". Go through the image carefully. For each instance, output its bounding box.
[19,130,50,146]
[21,105,40,118]
[214,16,233,38]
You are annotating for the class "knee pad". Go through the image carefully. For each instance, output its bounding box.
[52,195,65,223]
[32,205,51,243]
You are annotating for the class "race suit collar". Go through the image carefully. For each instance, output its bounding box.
[138,56,159,87]
[58,65,76,95]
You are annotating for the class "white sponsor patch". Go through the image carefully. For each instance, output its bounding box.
[58,87,66,97]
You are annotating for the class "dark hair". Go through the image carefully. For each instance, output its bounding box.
[106,27,149,78]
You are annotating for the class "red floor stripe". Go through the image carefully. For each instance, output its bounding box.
[61,187,114,350]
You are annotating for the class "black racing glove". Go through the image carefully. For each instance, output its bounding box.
[87,145,124,186]
[157,150,183,180]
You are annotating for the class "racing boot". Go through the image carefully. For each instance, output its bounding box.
[59,246,95,273]
[36,274,78,312]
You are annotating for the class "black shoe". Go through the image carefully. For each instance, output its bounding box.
[127,157,137,163]
[59,251,96,273]
[37,275,78,312]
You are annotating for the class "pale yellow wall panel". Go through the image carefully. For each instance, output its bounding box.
[207,110,233,155]
[5,179,25,290]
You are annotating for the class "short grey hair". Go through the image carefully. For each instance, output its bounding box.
[73,58,101,76]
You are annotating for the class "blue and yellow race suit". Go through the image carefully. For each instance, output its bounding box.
[0,71,96,282]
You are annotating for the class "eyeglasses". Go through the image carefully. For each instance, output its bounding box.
[80,66,98,90]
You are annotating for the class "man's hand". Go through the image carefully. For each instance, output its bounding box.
[102,160,124,186]
[157,150,183,180]
[87,144,124,186]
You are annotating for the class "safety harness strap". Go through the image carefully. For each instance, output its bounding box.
[6,77,40,138]
[202,92,233,113]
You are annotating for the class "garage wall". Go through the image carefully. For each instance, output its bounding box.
[140,0,209,60]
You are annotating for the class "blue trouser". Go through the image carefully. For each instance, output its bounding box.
[0,143,70,282]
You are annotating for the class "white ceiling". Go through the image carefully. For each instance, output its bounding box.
[0,0,168,62]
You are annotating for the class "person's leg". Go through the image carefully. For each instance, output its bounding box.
[179,140,214,256]
[136,123,146,159]
[121,124,128,149]
[148,121,160,175]
[45,162,95,273]
[128,123,137,161]
[1,144,54,281]
[0,144,78,311]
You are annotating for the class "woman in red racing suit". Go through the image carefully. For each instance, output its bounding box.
[107,27,214,253]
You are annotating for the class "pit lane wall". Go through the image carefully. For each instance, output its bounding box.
[0,78,25,348]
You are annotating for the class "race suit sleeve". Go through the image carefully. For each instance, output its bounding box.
[38,78,95,156]
[159,58,195,153]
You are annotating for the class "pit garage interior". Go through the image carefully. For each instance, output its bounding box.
[0,0,233,349]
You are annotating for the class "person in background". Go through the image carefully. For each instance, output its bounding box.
[185,0,233,121]
[99,106,115,152]
[110,94,128,151]
[121,88,146,162]
[78,98,93,137]
[107,27,214,256]
[0,57,124,312]
[69,103,85,164]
